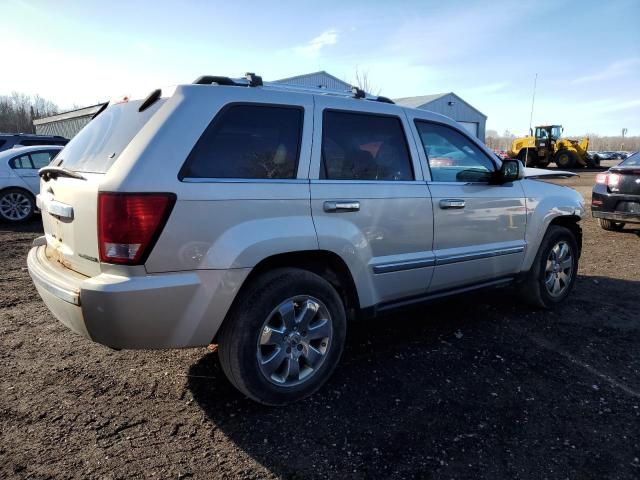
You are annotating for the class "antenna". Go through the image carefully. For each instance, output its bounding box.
[525,73,538,167]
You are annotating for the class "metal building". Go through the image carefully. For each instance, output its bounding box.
[273,71,352,91]
[394,93,487,141]
[33,103,105,139]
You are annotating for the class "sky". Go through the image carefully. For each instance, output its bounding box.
[1,0,639,136]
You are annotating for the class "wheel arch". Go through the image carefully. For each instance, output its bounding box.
[549,215,582,258]
[0,184,35,199]
[213,250,361,343]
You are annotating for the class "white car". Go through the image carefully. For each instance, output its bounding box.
[0,145,63,223]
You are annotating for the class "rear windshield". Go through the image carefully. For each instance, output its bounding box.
[621,152,639,166]
[56,99,163,173]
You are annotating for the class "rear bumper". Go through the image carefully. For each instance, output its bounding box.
[27,243,250,349]
[592,188,640,224]
[592,210,640,224]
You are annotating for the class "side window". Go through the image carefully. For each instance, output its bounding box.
[179,104,303,179]
[415,122,495,182]
[30,151,54,169]
[9,154,34,169]
[321,111,413,181]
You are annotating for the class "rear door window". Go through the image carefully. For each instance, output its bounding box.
[56,99,163,173]
[179,104,303,180]
[321,111,413,181]
[30,151,55,169]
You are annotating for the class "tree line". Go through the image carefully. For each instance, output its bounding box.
[486,129,639,152]
[0,92,59,134]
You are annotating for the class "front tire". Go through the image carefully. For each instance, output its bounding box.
[518,225,579,309]
[218,268,347,405]
[0,188,35,223]
[598,218,625,231]
[554,150,577,169]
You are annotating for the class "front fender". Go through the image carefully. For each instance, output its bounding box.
[521,179,585,271]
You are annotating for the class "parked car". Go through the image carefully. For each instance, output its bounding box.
[27,75,585,405]
[592,151,640,231]
[493,149,509,160]
[0,145,63,222]
[0,133,68,152]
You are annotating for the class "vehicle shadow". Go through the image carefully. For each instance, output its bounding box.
[186,275,640,479]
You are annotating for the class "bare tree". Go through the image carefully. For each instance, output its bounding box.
[353,68,380,95]
[0,92,59,134]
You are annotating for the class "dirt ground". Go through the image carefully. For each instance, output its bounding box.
[1,171,639,479]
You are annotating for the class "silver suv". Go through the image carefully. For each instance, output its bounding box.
[27,74,584,405]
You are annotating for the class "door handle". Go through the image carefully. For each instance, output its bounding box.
[324,200,360,212]
[439,199,465,209]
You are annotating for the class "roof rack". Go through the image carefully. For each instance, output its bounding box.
[192,72,394,104]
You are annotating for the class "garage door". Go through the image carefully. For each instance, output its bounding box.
[458,121,478,138]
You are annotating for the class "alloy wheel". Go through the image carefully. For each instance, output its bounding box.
[257,296,333,387]
[0,192,32,221]
[544,240,574,297]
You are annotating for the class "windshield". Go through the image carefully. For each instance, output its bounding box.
[551,126,562,139]
[620,152,640,166]
[55,99,164,173]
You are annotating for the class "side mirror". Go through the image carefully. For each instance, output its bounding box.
[496,159,525,183]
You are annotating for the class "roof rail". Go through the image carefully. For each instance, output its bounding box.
[192,72,395,104]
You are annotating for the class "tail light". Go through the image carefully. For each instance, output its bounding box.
[595,172,621,190]
[98,192,176,265]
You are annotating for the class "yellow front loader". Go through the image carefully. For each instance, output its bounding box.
[508,125,595,168]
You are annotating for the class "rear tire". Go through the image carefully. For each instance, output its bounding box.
[598,218,625,231]
[217,268,347,405]
[554,150,577,169]
[518,225,579,309]
[0,188,35,223]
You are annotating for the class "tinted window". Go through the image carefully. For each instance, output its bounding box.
[415,122,495,182]
[9,155,33,169]
[30,151,55,169]
[621,152,640,166]
[180,105,302,179]
[321,111,413,181]
[19,139,64,146]
[0,140,6,148]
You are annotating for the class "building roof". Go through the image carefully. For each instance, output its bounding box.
[273,70,352,90]
[33,103,106,125]
[393,93,449,108]
[394,92,487,118]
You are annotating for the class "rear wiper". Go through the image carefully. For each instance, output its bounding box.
[39,166,87,181]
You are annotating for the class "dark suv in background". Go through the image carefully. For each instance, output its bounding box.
[0,134,68,152]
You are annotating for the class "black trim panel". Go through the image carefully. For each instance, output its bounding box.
[361,277,514,319]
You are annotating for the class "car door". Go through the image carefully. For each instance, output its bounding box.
[8,153,37,191]
[309,96,434,309]
[409,118,527,292]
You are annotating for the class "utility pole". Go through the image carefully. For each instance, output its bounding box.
[621,128,627,151]
[525,73,538,167]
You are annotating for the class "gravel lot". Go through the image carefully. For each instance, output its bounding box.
[1,171,639,479]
